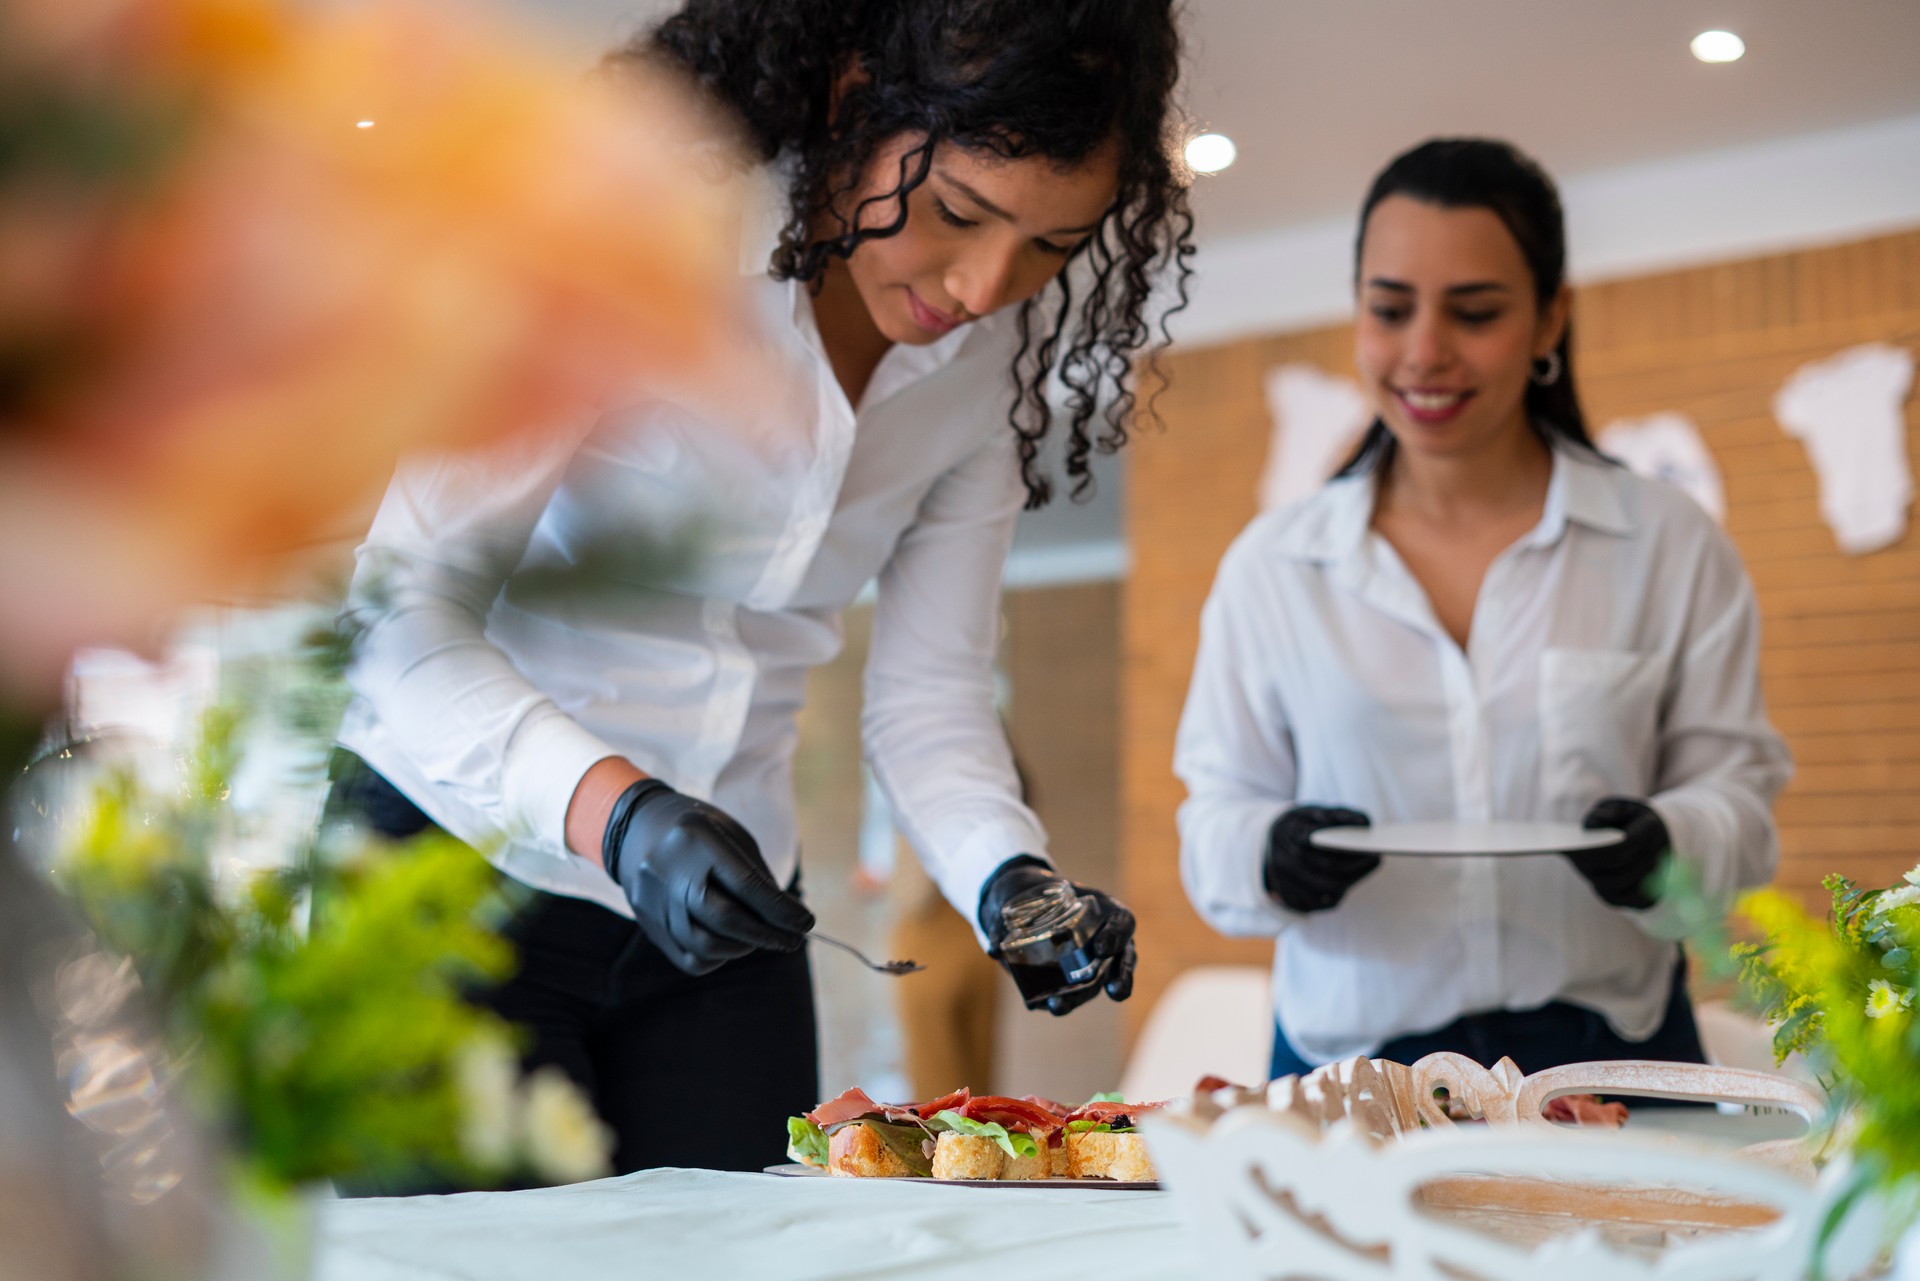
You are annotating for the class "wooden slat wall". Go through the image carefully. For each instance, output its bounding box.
[1120,227,1920,1035]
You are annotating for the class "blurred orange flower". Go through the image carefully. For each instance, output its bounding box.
[0,0,748,703]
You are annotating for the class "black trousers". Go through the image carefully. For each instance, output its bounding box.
[328,759,819,1176]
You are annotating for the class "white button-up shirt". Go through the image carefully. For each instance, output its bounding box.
[338,189,1047,926]
[1174,446,1791,1065]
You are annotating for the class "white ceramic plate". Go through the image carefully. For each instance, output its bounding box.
[1309,820,1625,857]
[763,1163,1158,1190]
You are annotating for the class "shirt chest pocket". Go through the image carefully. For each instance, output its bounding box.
[1537,647,1665,815]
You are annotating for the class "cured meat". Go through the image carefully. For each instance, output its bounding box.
[1062,1098,1168,1127]
[1543,1094,1630,1128]
[1019,1094,1074,1117]
[805,1086,972,1129]
[960,1095,1067,1136]
[806,1088,882,1128]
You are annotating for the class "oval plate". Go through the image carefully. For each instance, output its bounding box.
[763,1163,1158,1190]
[1310,820,1625,857]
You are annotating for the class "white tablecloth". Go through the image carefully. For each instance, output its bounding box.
[314,1113,1807,1281]
[317,1168,1201,1281]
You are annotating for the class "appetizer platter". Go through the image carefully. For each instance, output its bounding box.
[776,1087,1164,1187]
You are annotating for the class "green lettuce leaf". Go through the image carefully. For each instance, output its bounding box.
[786,1116,828,1168]
[1084,1091,1125,1104]
[932,1109,1039,1160]
[856,1120,936,1177]
[1065,1119,1113,1133]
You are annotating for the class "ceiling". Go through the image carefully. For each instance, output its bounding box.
[521,0,1920,243]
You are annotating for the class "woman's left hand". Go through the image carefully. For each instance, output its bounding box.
[1568,797,1671,909]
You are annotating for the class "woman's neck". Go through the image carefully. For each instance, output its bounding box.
[810,258,894,409]
[1377,419,1554,526]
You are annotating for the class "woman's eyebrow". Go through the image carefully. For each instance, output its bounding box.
[1364,277,1510,296]
[936,171,1105,236]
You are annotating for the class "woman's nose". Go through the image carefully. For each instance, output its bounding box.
[945,243,1024,320]
[1402,311,1454,373]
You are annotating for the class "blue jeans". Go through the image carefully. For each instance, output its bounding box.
[1270,956,1707,1102]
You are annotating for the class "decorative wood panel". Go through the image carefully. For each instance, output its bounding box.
[1121,227,1920,1036]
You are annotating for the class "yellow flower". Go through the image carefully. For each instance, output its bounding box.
[1865,979,1912,1020]
[519,1066,613,1185]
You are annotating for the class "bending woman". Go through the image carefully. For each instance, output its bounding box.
[1175,138,1788,1080]
[334,0,1192,1173]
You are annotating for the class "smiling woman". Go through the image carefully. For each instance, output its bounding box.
[1174,138,1791,1088]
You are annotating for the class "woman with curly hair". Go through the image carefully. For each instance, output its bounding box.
[331,0,1194,1176]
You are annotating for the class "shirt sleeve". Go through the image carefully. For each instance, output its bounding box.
[1637,526,1794,935]
[1172,537,1303,939]
[860,425,1049,947]
[343,412,622,856]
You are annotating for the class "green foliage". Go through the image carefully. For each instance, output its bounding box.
[1724,868,1920,1250]
[51,699,602,1193]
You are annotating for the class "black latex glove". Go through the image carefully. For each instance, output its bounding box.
[603,778,814,976]
[1568,796,1670,910]
[1264,805,1379,913]
[978,856,1136,1017]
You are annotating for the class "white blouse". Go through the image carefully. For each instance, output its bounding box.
[1174,446,1791,1065]
[339,198,1047,927]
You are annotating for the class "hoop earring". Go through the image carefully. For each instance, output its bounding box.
[1530,351,1563,387]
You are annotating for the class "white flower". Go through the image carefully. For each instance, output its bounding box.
[1904,864,1920,888]
[519,1067,614,1185]
[453,1034,520,1171]
[1877,885,1920,913]
[1865,979,1913,1020]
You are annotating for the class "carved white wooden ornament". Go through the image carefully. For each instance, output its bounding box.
[1142,1056,1893,1281]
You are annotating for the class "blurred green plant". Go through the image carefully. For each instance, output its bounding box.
[1665,853,1920,1269]
[50,641,612,1193]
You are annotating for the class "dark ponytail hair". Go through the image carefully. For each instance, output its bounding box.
[1336,137,1599,478]
[625,0,1195,508]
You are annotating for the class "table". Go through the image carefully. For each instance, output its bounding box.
[317,1167,1198,1281]
[313,1112,1809,1281]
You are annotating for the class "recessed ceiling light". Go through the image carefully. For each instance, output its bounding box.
[1690,30,1745,63]
[1185,133,1236,175]
[356,119,376,129]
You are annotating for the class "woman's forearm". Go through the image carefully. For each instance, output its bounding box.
[565,756,650,865]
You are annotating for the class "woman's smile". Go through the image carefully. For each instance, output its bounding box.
[1393,386,1475,423]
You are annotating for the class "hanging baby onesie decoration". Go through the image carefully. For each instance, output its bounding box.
[1597,412,1727,523]
[1258,363,1371,512]
[1772,342,1916,554]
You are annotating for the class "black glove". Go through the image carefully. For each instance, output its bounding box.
[978,856,1136,1017]
[603,778,814,976]
[1264,806,1379,913]
[1568,796,1669,910]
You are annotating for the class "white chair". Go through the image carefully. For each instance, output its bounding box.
[1120,965,1272,1101]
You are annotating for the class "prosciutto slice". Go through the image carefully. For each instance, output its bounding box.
[1062,1099,1167,1127]
[960,1095,1067,1137]
[805,1087,971,1129]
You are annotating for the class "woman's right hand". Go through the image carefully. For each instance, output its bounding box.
[602,779,815,975]
[1263,806,1379,913]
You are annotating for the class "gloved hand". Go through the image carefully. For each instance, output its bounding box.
[603,778,814,976]
[978,856,1136,1017]
[1568,796,1670,910]
[1264,805,1379,913]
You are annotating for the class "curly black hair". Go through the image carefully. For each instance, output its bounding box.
[617,0,1195,508]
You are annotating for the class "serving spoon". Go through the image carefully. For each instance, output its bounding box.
[808,930,924,976]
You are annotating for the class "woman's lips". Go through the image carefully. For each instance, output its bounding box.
[1394,387,1473,424]
[905,288,961,336]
